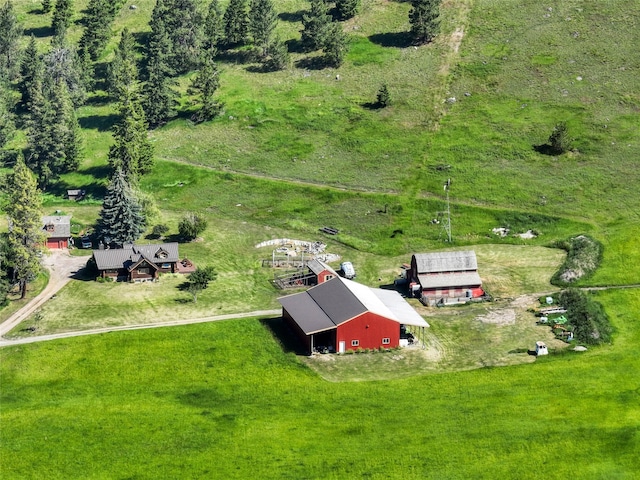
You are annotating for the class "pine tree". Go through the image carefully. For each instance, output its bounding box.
[143,0,177,127]
[549,122,572,154]
[79,0,121,60]
[263,36,289,71]
[249,0,277,58]
[376,83,390,107]
[203,0,224,56]
[0,0,23,81]
[0,81,15,149]
[409,0,440,44]
[42,0,52,13]
[335,0,360,20]
[26,78,82,189]
[107,28,139,103]
[19,37,42,109]
[300,0,331,52]
[52,0,73,39]
[323,22,348,67]
[189,56,221,123]
[223,0,249,46]
[43,41,87,107]
[3,156,44,299]
[108,96,154,180]
[164,0,204,73]
[97,168,146,247]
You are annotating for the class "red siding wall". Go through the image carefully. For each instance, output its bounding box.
[46,238,68,249]
[317,270,337,284]
[336,312,400,351]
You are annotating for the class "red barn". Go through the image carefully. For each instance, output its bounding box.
[306,258,338,285]
[279,277,429,354]
[42,216,72,249]
[408,250,484,304]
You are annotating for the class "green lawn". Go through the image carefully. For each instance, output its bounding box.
[2,288,639,478]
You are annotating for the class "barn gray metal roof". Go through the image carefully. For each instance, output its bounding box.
[278,277,429,335]
[413,251,478,273]
[41,216,71,238]
[93,243,180,270]
[306,259,337,276]
[417,272,483,289]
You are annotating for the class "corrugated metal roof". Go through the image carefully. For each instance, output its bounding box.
[307,278,366,326]
[417,272,482,289]
[413,251,478,273]
[93,243,180,270]
[42,216,71,237]
[278,277,429,334]
[306,259,337,275]
[372,289,430,327]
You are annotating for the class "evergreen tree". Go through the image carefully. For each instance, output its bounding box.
[323,21,348,67]
[19,37,42,109]
[107,28,139,103]
[263,36,289,71]
[300,0,331,52]
[42,0,52,13]
[52,0,73,39]
[223,0,249,46]
[376,83,390,108]
[549,122,572,154]
[164,0,204,73]
[143,0,177,127]
[203,0,224,55]
[0,0,23,81]
[249,0,277,58]
[108,96,154,180]
[3,156,44,299]
[0,81,15,149]
[97,168,146,247]
[178,213,208,240]
[77,45,95,93]
[26,78,82,189]
[409,0,440,44]
[189,56,221,123]
[335,0,360,20]
[79,0,121,60]
[43,41,87,107]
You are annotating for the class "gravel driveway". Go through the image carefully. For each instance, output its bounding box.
[0,250,90,337]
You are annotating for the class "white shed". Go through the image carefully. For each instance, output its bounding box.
[535,341,548,356]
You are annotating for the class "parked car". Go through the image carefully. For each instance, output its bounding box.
[340,261,356,279]
[81,237,92,249]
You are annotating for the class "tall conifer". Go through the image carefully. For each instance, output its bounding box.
[52,0,73,39]
[409,0,440,44]
[249,0,277,58]
[223,0,249,46]
[107,28,139,103]
[0,0,23,81]
[301,0,331,52]
[4,156,44,299]
[97,168,146,247]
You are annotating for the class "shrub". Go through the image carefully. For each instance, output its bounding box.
[376,84,391,108]
[152,224,169,238]
[551,235,602,285]
[179,213,208,241]
[559,289,611,345]
[548,121,572,154]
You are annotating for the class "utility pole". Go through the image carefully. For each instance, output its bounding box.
[443,178,452,242]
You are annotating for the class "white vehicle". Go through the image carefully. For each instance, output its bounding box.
[341,262,356,279]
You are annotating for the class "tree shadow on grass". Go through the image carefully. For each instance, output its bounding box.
[278,10,305,22]
[216,48,255,65]
[368,32,413,48]
[23,26,54,38]
[533,143,558,155]
[295,56,329,71]
[261,317,308,355]
[362,101,383,110]
[285,38,307,54]
[79,113,120,132]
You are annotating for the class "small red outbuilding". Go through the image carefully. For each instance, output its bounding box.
[42,216,72,249]
[279,277,429,354]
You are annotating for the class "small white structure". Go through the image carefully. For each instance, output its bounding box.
[546,296,554,305]
[535,341,549,356]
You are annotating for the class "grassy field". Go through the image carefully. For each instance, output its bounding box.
[2,289,639,478]
[2,0,640,477]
